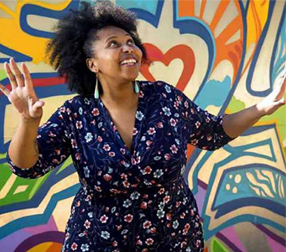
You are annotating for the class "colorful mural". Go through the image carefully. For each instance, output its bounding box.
[0,0,285,251]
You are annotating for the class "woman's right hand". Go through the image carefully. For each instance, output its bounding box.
[0,58,44,121]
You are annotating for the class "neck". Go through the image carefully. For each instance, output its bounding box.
[99,79,138,110]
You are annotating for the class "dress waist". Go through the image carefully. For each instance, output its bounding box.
[80,176,186,200]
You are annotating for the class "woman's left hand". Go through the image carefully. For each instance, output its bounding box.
[257,62,286,116]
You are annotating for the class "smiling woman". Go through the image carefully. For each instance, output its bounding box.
[0,1,285,252]
[85,26,143,99]
[46,1,147,97]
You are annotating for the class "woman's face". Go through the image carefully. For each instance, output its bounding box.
[89,26,143,84]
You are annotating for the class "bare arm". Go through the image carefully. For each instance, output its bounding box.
[222,104,264,139]
[8,118,41,168]
[0,58,45,168]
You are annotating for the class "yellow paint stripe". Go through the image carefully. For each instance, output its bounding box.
[0,172,78,227]
[0,2,16,18]
[27,242,53,252]
[0,174,17,200]
[22,0,73,11]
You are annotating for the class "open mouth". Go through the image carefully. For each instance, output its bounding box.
[120,58,137,66]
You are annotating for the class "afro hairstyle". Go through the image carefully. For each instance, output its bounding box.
[46,0,147,97]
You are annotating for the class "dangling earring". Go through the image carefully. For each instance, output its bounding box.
[94,76,99,99]
[134,81,139,94]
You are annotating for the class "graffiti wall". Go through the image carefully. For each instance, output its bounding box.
[0,0,285,251]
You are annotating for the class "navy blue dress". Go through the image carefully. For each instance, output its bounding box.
[7,81,234,252]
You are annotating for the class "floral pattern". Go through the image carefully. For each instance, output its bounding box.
[7,81,234,251]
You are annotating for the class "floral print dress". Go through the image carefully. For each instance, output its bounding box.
[7,81,234,252]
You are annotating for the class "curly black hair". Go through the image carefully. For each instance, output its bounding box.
[46,0,147,97]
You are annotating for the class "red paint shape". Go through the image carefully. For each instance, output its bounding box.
[33,76,66,87]
[140,43,195,92]
[0,76,66,97]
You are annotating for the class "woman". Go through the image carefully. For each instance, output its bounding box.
[0,1,285,252]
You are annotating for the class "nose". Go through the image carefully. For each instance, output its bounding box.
[122,44,134,53]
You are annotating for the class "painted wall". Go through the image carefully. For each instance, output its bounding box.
[0,0,285,251]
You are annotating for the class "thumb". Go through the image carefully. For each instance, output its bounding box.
[279,98,285,105]
[271,99,285,111]
[32,100,45,111]
[29,97,45,116]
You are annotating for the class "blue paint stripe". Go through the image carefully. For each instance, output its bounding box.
[20,1,80,38]
[0,163,75,214]
[0,83,74,153]
[246,0,276,97]
[0,183,79,239]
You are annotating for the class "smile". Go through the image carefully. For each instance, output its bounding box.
[120,58,137,66]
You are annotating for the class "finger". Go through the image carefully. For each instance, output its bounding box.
[34,100,45,109]
[10,58,24,87]
[28,97,44,110]
[273,98,285,107]
[273,80,286,100]
[30,100,45,117]
[0,82,11,96]
[279,67,286,81]
[281,61,286,79]
[280,72,286,92]
[4,62,17,89]
[21,63,33,89]
[274,70,286,94]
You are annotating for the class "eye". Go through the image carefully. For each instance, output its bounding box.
[127,39,135,45]
[108,40,118,47]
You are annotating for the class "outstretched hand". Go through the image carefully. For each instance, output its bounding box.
[0,58,44,121]
[257,62,286,116]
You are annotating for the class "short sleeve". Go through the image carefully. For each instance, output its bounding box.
[166,82,235,151]
[6,102,71,179]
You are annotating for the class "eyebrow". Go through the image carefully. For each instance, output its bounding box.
[106,34,131,42]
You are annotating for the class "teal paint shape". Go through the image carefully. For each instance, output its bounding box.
[116,0,159,14]
[215,167,286,207]
[201,127,286,239]
[0,183,80,239]
[79,0,159,17]
[196,76,231,110]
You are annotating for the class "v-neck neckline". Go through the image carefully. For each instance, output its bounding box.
[97,82,144,157]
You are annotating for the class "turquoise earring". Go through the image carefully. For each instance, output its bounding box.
[94,77,99,99]
[134,81,139,93]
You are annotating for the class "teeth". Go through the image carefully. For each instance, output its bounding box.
[121,59,136,65]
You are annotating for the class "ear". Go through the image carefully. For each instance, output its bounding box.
[86,58,98,73]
